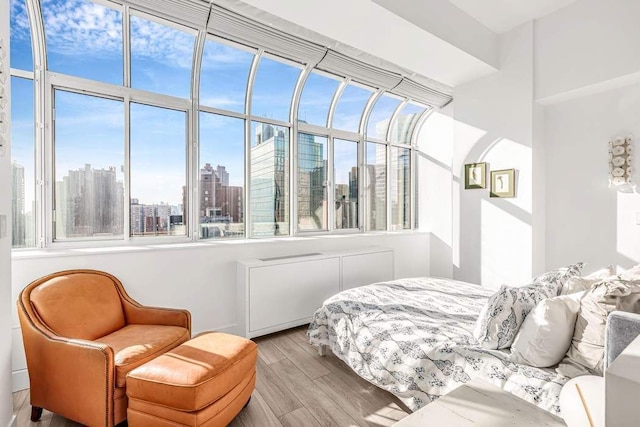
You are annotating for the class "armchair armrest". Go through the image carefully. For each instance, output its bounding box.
[605,311,640,369]
[122,300,191,333]
[19,309,117,426]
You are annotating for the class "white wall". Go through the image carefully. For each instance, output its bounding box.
[1,0,14,423]
[11,232,430,391]
[535,0,640,273]
[535,0,640,102]
[417,105,454,278]
[544,83,640,272]
[451,22,538,289]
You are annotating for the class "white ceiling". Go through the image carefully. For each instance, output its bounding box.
[447,0,579,33]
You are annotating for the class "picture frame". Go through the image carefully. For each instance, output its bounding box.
[490,169,515,198]
[464,162,486,189]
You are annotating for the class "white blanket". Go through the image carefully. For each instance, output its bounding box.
[308,277,569,415]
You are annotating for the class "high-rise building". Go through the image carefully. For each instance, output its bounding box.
[250,123,289,236]
[199,163,244,238]
[389,113,421,144]
[297,132,326,230]
[11,162,26,247]
[55,164,124,238]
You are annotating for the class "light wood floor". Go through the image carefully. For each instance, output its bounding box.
[12,326,410,426]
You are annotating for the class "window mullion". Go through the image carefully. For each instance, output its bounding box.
[245,50,261,237]
[26,0,48,247]
[290,64,312,235]
[123,4,131,88]
[123,94,131,240]
[190,28,206,240]
[328,135,335,232]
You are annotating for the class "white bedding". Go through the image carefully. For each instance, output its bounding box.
[307,277,570,415]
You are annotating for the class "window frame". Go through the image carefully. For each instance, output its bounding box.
[10,0,430,250]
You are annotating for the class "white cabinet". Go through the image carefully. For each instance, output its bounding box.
[342,250,394,290]
[238,247,394,338]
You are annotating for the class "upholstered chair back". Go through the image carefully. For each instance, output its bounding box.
[28,272,126,340]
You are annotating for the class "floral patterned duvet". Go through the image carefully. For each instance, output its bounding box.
[308,277,569,415]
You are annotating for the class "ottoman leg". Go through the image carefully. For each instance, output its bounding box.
[243,396,252,409]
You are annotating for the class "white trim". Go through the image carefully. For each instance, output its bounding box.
[9,68,33,79]
[12,369,29,393]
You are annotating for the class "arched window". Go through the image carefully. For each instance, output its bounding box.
[43,0,123,85]
[200,38,254,114]
[298,71,340,127]
[9,0,440,248]
[331,83,373,132]
[251,56,301,122]
[130,13,195,98]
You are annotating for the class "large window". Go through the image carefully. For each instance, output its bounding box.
[10,77,35,247]
[391,146,411,230]
[130,14,195,98]
[10,0,33,71]
[334,139,358,230]
[200,39,254,113]
[43,0,123,85]
[297,133,327,231]
[251,56,301,123]
[367,94,402,140]
[9,0,428,248]
[250,122,289,237]
[298,72,340,127]
[199,113,245,239]
[53,90,124,240]
[366,141,386,231]
[332,84,373,132]
[130,103,186,237]
[389,102,427,144]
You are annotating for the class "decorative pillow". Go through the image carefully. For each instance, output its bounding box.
[529,261,585,296]
[473,262,584,350]
[560,265,616,295]
[510,292,583,367]
[557,278,640,378]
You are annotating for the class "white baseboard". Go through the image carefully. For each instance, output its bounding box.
[9,415,17,427]
[11,369,29,393]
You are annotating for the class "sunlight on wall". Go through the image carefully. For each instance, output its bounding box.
[417,111,453,165]
[452,120,487,178]
[616,191,640,263]
[479,137,532,214]
[481,200,532,287]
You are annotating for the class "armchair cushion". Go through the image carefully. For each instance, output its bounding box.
[30,273,126,340]
[96,324,190,387]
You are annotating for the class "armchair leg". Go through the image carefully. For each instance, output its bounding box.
[31,406,43,422]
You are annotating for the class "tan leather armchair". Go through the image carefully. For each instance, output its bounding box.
[18,269,192,426]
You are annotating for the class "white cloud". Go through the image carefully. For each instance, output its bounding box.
[40,0,123,57]
[201,40,254,70]
[10,0,31,41]
[130,15,194,69]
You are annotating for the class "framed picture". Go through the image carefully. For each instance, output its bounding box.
[490,169,515,198]
[464,162,486,189]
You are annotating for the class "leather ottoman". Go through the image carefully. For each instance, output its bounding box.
[126,332,257,426]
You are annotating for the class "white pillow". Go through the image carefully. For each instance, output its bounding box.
[560,265,616,295]
[510,292,583,367]
[473,262,584,350]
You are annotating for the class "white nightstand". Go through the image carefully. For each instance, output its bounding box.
[393,378,566,426]
[559,376,604,427]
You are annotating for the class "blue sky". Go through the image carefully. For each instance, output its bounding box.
[9,0,419,208]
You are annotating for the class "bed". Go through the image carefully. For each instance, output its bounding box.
[307,277,570,415]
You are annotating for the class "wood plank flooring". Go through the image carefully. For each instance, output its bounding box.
[12,326,410,427]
